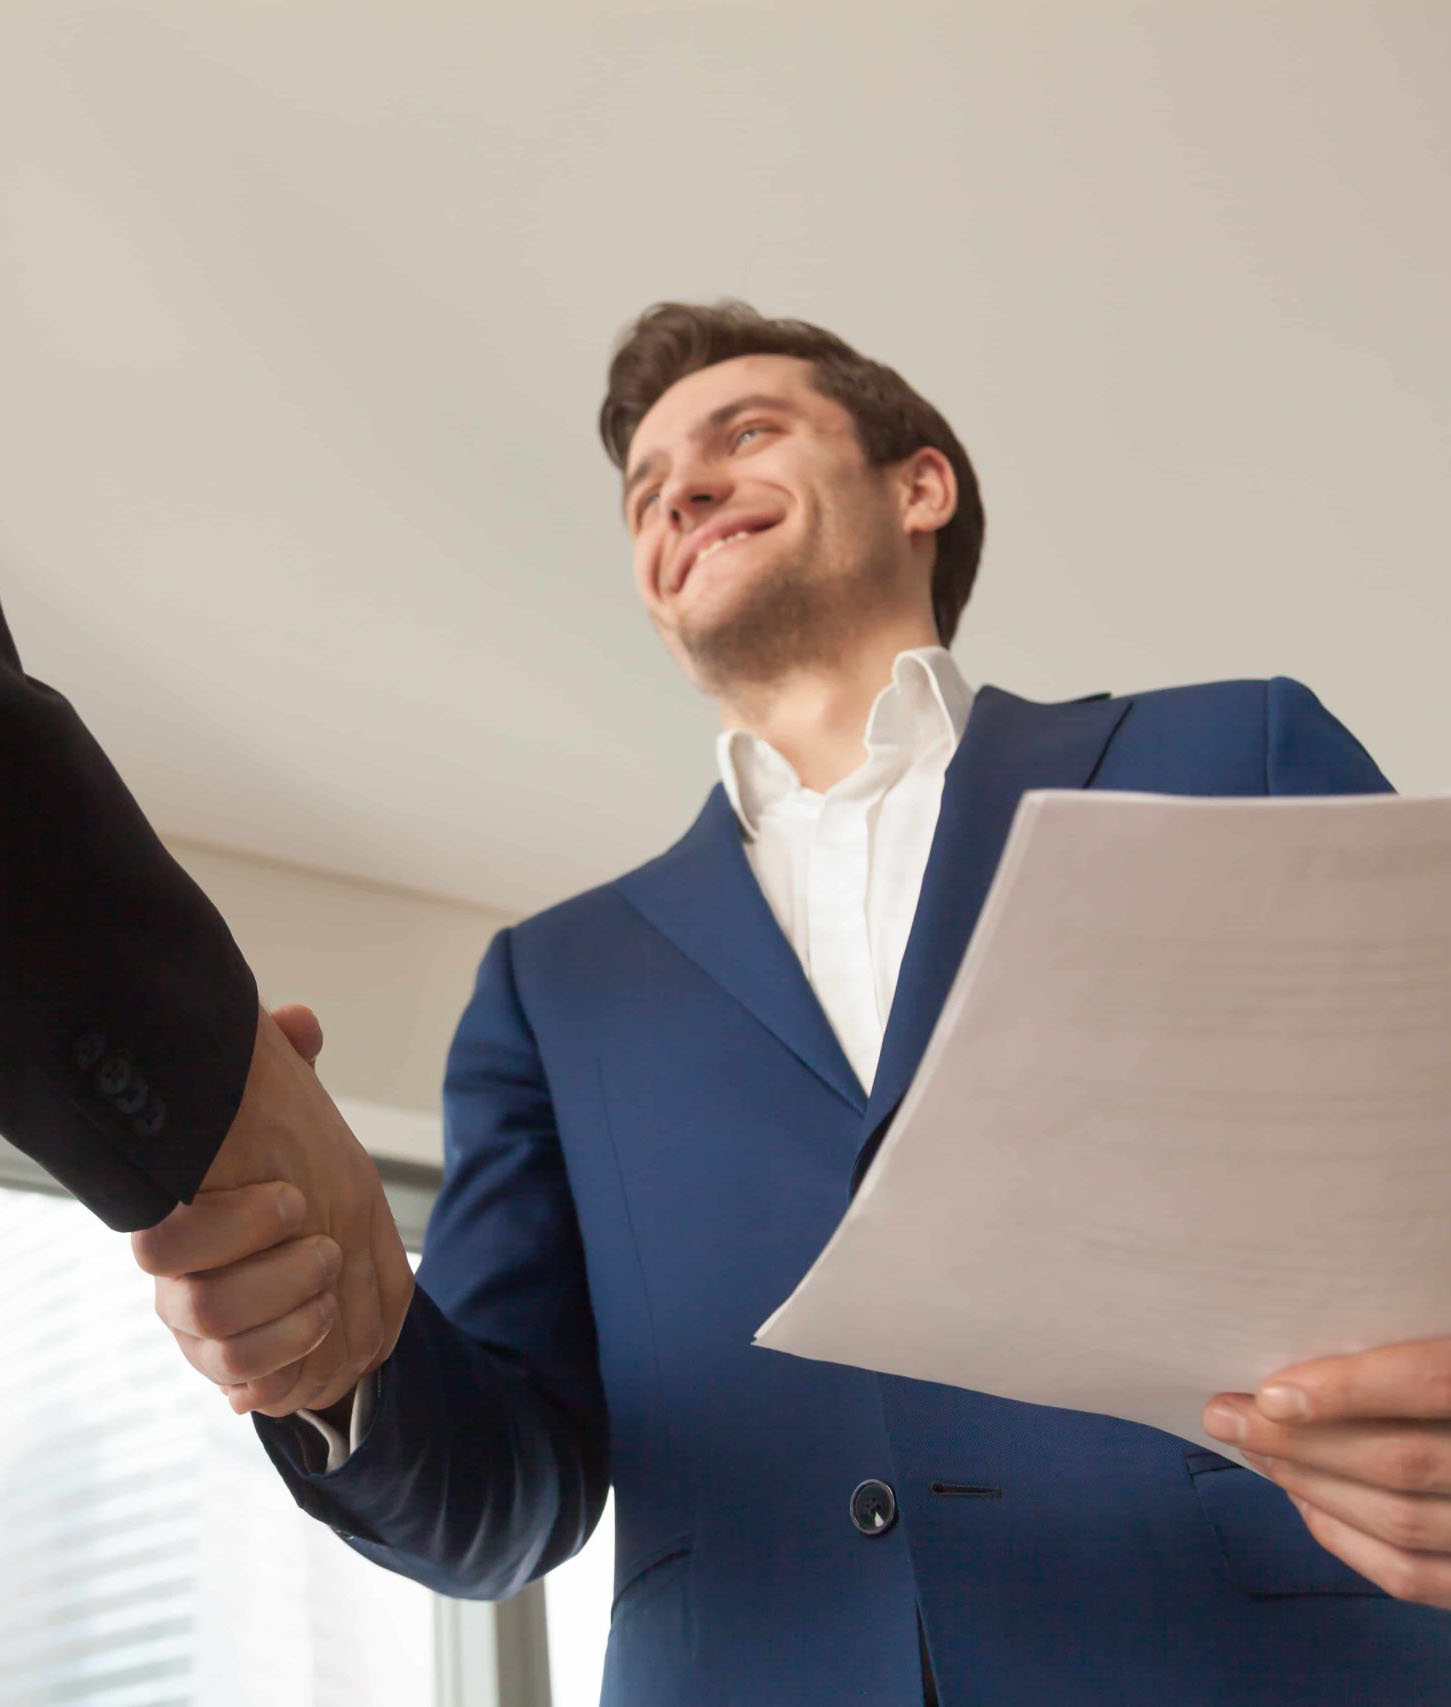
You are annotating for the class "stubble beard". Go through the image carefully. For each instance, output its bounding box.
[677,547,881,696]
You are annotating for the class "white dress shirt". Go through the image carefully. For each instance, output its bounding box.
[297,1359,376,1472]
[719,645,973,1092]
[300,645,973,1471]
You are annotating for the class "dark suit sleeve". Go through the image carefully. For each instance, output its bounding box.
[251,926,609,1598]
[0,595,259,1231]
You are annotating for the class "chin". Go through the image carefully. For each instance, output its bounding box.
[675,575,834,689]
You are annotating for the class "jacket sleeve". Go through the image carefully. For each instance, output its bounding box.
[1265,676,1395,796]
[0,596,259,1231]
[251,925,610,1600]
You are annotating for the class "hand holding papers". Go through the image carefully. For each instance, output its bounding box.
[754,790,1451,1463]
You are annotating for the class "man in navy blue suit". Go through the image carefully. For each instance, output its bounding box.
[141,301,1451,1703]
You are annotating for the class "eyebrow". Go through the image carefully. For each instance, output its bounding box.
[621,392,799,519]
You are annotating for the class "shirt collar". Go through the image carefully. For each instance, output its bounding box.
[717,647,974,838]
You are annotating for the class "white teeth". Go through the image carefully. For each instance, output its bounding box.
[695,530,755,567]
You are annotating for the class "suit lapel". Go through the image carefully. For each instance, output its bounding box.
[617,785,867,1116]
[615,684,1132,1138]
[861,683,1132,1135]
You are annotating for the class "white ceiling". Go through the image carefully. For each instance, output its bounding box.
[2,1,1447,915]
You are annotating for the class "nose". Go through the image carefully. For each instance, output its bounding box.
[659,455,732,530]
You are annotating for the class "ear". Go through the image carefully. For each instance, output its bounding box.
[897,447,957,542]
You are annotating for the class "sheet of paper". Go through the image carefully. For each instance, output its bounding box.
[754,790,1451,1461]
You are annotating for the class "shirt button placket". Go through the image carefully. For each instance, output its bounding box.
[809,793,881,1089]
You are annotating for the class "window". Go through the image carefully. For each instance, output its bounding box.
[0,1144,614,1707]
[543,1495,612,1706]
[0,1177,434,1707]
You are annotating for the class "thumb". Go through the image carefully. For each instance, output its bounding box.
[268,1003,324,1068]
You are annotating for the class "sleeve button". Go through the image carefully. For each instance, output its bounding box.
[133,1095,168,1138]
[96,1052,133,1099]
[114,1074,149,1116]
[73,1031,108,1072]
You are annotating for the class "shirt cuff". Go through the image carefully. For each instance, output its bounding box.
[295,1371,378,1474]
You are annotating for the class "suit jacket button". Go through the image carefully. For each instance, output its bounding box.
[134,1095,168,1138]
[850,1479,898,1536]
[73,1031,108,1072]
[114,1073,149,1117]
[96,1052,133,1099]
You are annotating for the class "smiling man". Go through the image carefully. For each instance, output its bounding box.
[623,364,954,755]
[146,301,1451,1704]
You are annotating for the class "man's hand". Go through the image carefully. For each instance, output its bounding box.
[1203,1338,1451,1609]
[131,1002,415,1420]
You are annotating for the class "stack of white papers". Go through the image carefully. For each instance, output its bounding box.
[754,791,1451,1459]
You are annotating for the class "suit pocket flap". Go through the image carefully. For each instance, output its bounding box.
[1189,1458,1385,1598]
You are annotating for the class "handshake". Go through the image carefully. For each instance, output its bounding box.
[131,1002,415,1424]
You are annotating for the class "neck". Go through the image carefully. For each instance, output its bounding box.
[714,614,942,792]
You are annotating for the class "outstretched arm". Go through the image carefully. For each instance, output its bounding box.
[1,591,412,1414]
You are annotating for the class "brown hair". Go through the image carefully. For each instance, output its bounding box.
[599,299,985,644]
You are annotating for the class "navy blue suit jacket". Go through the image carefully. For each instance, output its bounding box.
[257,676,1451,1705]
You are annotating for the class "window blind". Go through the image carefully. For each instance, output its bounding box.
[0,1184,434,1707]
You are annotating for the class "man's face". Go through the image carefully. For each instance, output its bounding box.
[621,353,935,694]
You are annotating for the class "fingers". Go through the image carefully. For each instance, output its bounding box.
[1204,1397,1451,1495]
[171,1289,338,1390]
[1252,1337,1451,1425]
[138,1075,415,1422]
[223,1326,351,1416]
[1280,1487,1451,1609]
[232,1203,414,1420]
[154,1232,347,1415]
[133,1182,304,1277]
[1243,1450,1451,1557]
[226,1279,375,1419]
[268,1003,324,1067]
[155,1234,341,1342]
[224,1336,348,1416]
[218,1239,385,1419]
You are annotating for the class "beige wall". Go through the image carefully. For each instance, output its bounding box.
[8,3,1447,927]
[164,835,514,1169]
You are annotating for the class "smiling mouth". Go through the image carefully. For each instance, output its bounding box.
[680,524,775,591]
